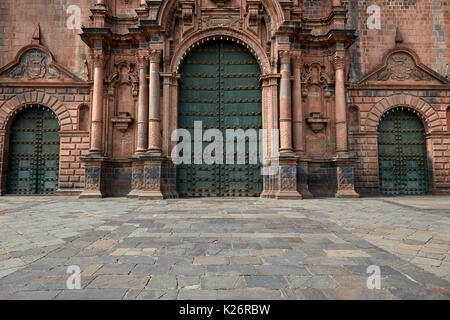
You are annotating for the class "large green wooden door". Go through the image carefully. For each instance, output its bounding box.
[378,109,428,195]
[7,105,60,195]
[178,41,262,197]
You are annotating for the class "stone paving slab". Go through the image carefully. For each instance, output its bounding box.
[0,196,449,300]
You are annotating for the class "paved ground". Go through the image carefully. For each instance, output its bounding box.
[0,196,449,300]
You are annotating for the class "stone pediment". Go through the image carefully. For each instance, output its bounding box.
[358,48,448,86]
[0,45,85,84]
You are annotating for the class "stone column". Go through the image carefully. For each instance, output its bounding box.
[135,54,148,154]
[273,51,301,200]
[292,52,313,198]
[279,50,294,155]
[292,52,305,155]
[89,53,105,155]
[333,52,348,155]
[147,49,162,156]
[80,53,105,199]
[332,50,359,198]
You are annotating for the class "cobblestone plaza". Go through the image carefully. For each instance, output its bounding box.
[0,196,448,300]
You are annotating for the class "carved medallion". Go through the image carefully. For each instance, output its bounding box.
[7,49,61,80]
[377,53,430,81]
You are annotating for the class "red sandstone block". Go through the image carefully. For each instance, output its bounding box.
[62,143,76,150]
[69,162,80,168]
[69,176,80,182]
[59,176,69,182]
[61,156,75,162]
[72,137,82,143]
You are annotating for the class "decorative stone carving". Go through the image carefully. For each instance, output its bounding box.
[306,112,329,133]
[112,112,134,132]
[7,50,61,80]
[201,15,240,29]
[279,50,291,65]
[148,50,162,63]
[180,0,194,25]
[247,0,261,27]
[377,53,430,81]
[331,54,345,70]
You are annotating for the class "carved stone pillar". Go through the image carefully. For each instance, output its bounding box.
[332,50,359,198]
[292,52,312,198]
[89,53,105,156]
[147,50,162,156]
[333,52,348,155]
[260,74,279,199]
[136,54,148,154]
[292,52,305,155]
[79,51,106,199]
[272,51,301,200]
[279,50,294,155]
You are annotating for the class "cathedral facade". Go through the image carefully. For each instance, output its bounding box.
[0,0,449,199]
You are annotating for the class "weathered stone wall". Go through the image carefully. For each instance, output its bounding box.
[343,0,450,80]
[0,0,91,79]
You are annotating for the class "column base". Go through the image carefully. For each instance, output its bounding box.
[79,190,105,199]
[272,155,302,200]
[127,157,145,198]
[135,156,178,200]
[335,156,360,199]
[79,156,106,199]
[296,160,313,199]
[138,190,164,200]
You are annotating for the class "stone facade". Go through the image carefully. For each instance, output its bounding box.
[0,0,449,198]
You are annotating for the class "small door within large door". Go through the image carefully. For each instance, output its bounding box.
[7,105,60,195]
[177,41,263,197]
[378,109,428,195]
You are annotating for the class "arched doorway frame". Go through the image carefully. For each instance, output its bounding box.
[6,104,61,195]
[376,105,432,195]
[0,92,71,195]
[167,28,276,163]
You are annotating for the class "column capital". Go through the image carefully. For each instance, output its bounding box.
[291,52,303,68]
[91,53,105,68]
[136,53,148,69]
[279,50,291,65]
[148,49,162,63]
[331,52,345,70]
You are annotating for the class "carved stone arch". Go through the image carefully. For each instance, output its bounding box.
[0,92,73,131]
[170,27,271,75]
[157,0,285,32]
[364,93,443,133]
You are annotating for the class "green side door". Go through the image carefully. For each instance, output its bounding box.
[7,106,60,195]
[378,109,428,195]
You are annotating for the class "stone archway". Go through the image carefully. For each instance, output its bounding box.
[0,92,73,131]
[6,104,60,195]
[363,93,443,133]
[176,40,263,197]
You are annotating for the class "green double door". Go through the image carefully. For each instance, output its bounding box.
[177,41,263,197]
[378,109,428,195]
[7,106,60,195]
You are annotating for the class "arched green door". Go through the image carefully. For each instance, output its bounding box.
[7,105,60,195]
[378,109,428,195]
[177,41,263,197]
